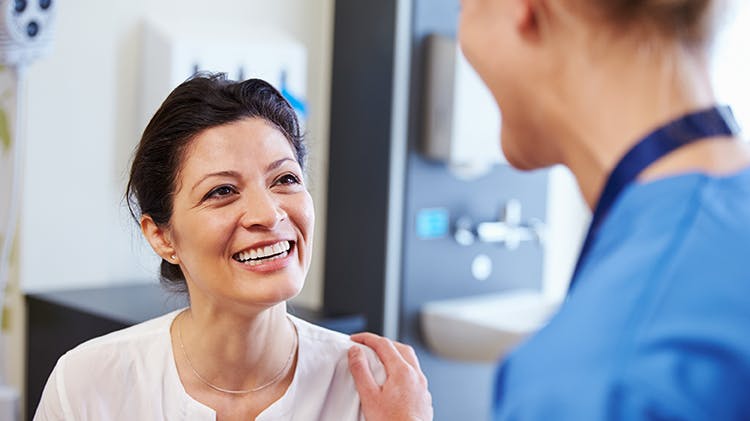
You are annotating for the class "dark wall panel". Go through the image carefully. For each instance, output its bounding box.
[323,0,399,334]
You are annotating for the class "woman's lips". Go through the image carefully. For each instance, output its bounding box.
[232,241,296,272]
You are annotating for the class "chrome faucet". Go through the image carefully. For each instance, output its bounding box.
[454,199,545,250]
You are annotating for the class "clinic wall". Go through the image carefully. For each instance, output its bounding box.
[19,0,334,306]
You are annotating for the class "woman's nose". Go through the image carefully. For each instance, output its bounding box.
[239,189,287,230]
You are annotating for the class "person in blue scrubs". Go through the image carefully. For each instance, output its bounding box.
[347,0,750,419]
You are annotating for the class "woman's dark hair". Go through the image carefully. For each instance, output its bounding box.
[125,73,306,292]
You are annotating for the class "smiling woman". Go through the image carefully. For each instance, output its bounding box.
[32,74,384,421]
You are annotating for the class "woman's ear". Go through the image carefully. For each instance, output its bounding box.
[514,0,543,41]
[140,215,177,263]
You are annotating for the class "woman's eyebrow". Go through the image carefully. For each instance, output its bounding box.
[190,170,240,193]
[266,157,297,173]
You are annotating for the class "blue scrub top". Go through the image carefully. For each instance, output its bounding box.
[494,168,750,420]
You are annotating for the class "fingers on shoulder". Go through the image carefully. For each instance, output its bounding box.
[348,345,381,394]
[393,341,419,367]
[392,341,428,386]
[351,332,404,366]
[351,333,426,386]
[350,342,387,385]
[350,332,393,351]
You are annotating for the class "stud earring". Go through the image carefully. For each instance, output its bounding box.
[171,255,177,262]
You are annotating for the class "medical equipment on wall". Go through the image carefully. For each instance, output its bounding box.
[0,0,56,419]
[138,18,307,136]
[453,199,545,251]
[422,34,505,179]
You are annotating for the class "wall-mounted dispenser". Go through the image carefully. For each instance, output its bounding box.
[422,34,504,179]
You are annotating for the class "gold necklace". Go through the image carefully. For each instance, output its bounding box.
[177,311,297,395]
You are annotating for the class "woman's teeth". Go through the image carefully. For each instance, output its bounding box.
[233,240,291,265]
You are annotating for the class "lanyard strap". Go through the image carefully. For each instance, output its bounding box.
[568,105,741,292]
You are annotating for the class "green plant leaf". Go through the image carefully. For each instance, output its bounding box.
[0,107,11,152]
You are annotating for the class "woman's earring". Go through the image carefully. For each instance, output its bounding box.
[171,254,177,262]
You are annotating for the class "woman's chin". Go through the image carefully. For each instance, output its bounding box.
[501,132,553,171]
[502,143,537,171]
[256,281,303,306]
[223,274,304,310]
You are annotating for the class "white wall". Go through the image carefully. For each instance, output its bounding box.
[713,1,750,132]
[19,0,334,309]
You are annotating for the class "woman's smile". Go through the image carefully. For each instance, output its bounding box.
[232,239,296,272]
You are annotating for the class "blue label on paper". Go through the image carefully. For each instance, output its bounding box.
[416,208,450,239]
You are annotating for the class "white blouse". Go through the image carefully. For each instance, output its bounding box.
[33,309,385,420]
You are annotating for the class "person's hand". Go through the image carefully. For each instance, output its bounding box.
[348,332,433,421]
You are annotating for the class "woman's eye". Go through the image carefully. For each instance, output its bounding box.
[206,185,237,200]
[276,174,301,186]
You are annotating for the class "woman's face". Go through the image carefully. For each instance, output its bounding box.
[165,117,313,310]
[458,0,507,84]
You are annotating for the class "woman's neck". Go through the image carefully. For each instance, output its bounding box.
[174,301,297,392]
[550,39,731,209]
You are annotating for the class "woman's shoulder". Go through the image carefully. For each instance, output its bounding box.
[55,309,182,380]
[289,315,352,347]
[283,315,385,420]
[68,309,180,353]
[289,315,385,381]
[290,316,379,359]
[35,309,186,420]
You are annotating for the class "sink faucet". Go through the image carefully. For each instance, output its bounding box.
[454,199,545,250]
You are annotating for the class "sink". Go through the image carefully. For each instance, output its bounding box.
[420,290,561,363]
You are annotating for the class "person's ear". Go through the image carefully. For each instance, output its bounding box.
[513,0,544,42]
[140,215,178,264]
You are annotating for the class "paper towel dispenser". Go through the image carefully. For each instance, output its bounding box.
[422,34,505,179]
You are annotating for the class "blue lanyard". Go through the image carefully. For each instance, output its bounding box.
[568,105,741,292]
